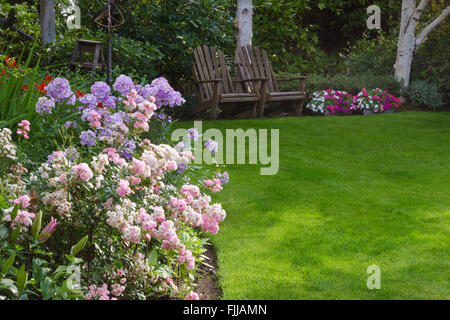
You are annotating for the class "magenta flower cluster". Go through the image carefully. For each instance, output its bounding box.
[307,88,402,115]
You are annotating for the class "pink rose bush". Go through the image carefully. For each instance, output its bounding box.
[0,75,227,300]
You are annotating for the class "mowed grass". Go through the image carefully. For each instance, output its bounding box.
[174,112,450,299]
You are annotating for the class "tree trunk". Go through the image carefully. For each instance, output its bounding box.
[394,0,449,88]
[235,0,253,64]
[39,0,56,43]
[394,0,418,87]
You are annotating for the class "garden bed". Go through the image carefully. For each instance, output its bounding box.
[195,244,221,300]
[0,67,229,300]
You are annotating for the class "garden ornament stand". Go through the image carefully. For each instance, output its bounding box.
[94,0,125,85]
[70,39,106,73]
[0,9,35,42]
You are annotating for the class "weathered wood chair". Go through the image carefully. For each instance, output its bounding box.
[190,45,268,120]
[237,45,307,117]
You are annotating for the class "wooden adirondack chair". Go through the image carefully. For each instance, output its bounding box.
[190,45,268,120]
[237,45,307,117]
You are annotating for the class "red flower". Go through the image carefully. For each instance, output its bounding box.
[4,56,17,68]
[21,84,28,91]
[0,69,10,77]
[76,90,85,98]
[44,75,53,84]
[36,82,46,94]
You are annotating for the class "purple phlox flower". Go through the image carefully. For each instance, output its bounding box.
[217,171,229,184]
[79,93,98,106]
[204,139,218,155]
[45,77,74,104]
[35,96,55,115]
[142,77,185,108]
[187,128,199,141]
[177,161,187,174]
[120,139,136,160]
[64,121,77,129]
[91,82,111,102]
[175,141,185,152]
[80,130,97,147]
[102,95,117,109]
[65,147,79,162]
[113,75,135,96]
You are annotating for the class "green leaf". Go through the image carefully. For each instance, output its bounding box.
[16,264,28,293]
[10,205,19,222]
[0,225,8,240]
[0,278,18,295]
[180,232,190,243]
[148,249,158,267]
[71,235,88,256]
[155,265,173,278]
[31,211,42,239]
[10,227,20,243]
[1,254,15,276]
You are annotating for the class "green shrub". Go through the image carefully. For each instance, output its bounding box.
[0,0,85,66]
[407,80,444,110]
[251,1,402,75]
[277,72,403,96]
[342,32,397,77]
[411,19,449,102]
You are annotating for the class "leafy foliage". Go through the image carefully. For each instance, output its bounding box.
[278,72,403,97]
[407,80,444,110]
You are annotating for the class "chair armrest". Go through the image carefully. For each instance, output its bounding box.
[276,76,307,92]
[233,77,268,83]
[195,79,222,84]
[276,76,308,82]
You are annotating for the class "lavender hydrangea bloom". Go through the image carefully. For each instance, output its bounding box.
[65,121,77,129]
[141,77,185,108]
[79,93,98,106]
[113,75,135,96]
[177,162,187,174]
[217,171,229,184]
[45,78,74,104]
[91,82,111,101]
[80,130,97,147]
[104,111,129,127]
[46,151,58,165]
[65,147,79,162]
[35,97,55,115]
[120,139,136,160]
[66,94,76,105]
[204,139,219,155]
[97,127,113,141]
[187,128,199,141]
[102,96,117,109]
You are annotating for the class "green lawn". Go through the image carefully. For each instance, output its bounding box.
[175,112,450,300]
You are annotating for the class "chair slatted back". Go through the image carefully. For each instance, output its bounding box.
[237,45,279,93]
[192,46,233,102]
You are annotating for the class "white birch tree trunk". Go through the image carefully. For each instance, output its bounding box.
[40,0,56,43]
[395,0,450,87]
[235,0,253,63]
[395,0,418,87]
